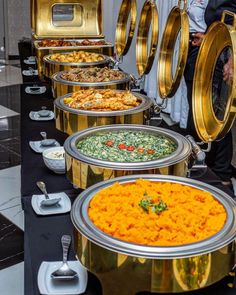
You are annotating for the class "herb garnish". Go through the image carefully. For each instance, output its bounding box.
[139,193,168,214]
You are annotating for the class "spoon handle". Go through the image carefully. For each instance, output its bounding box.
[61,235,71,264]
[40,132,47,140]
[36,181,50,199]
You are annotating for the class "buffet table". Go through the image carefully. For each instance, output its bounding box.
[20,83,236,295]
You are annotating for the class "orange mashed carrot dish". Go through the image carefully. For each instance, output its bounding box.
[88,179,227,246]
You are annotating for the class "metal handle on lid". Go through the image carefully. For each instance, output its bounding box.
[61,235,71,264]
[221,10,236,28]
[178,0,187,11]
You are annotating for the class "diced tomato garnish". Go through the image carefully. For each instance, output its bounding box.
[147,149,154,155]
[105,140,114,147]
[137,148,144,154]
[127,146,135,151]
[118,143,126,149]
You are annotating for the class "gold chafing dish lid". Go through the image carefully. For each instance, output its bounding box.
[193,11,236,143]
[115,0,137,57]
[136,0,159,76]
[32,0,103,39]
[158,0,189,98]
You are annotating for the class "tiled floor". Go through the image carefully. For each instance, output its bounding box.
[0,62,24,295]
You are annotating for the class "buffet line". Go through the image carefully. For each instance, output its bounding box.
[27,0,236,294]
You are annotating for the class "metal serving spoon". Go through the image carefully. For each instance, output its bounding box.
[51,235,78,280]
[36,181,61,207]
[40,132,56,147]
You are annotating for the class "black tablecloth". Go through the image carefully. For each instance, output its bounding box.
[20,83,235,295]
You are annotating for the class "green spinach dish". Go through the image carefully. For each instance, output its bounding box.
[76,131,177,162]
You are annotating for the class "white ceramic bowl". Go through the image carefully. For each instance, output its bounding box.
[42,147,65,174]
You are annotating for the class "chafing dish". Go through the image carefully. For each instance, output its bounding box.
[136,0,159,76]
[34,40,114,79]
[193,10,236,142]
[52,70,131,98]
[115,0,137,57]
[158,0,189,98]
[71,174,236,294]
[43,53,110,78]
[54,91,153,135]
[64,125,192,189]
[32,0,103,39]
[31,0,114,78]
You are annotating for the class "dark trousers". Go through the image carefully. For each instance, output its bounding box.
[184,45,233,181]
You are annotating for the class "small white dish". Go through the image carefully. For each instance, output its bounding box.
[38,261,88,295]
[29,111,54,121]
[25,86,47,95]
[24,59,36,65]
[29,141,60,153]
[43,147,66,174]
[22,69,38,76]
[31,192,71,215]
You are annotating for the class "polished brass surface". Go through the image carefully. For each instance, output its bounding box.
[71,175,236,294]
[32,0,103,39]
[43,54,110,79]
[31,0,35,33]
[115,0,137,57]
[34,40,114,79]
[193,11,236,142]
[74,237,234,294]
[66,159,189,190]
[64,125,192,189]
[136,0,159,76]
[54,92,153,135]
[52,72,130,98]
[158,1,189,98]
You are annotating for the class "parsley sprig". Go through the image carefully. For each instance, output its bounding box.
[139,192,167,214]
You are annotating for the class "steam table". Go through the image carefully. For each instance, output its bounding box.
[20,83,235,295]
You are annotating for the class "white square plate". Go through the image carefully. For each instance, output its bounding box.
[22,69,38,76]
[29,111,54,121]
[24,59,36,65]
[31,193,71,216]
[29,141,60,153]
[38,261,88,295]
[25,86,47,95]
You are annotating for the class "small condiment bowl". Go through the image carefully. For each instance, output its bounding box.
[42,147,65,174]
[38,110,50,117]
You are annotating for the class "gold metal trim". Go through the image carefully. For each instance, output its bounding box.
[158,1,189,98]
[32,0,104,39]
[136,0,159,76]
[193,11,236,142]
[115,0,137,57]
[34,41,114,79]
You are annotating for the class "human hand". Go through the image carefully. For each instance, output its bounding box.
[223,55,233,82]
[192,33,205,46]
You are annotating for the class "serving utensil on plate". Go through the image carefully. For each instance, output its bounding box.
[38,107,50,117]
[40,131,56,147]
[36,181,61,207]
[51,235,78,280]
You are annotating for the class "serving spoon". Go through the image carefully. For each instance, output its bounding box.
[51,235,78,280]
[36,181,61,207]
[40,132,56,147]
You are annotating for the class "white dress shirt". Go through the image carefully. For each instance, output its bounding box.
[187,0,209,32]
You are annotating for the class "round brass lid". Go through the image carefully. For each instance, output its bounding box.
[136,0,159,76]
[193,11,236,143]
[158,0,189,98]
[115,0,137,57]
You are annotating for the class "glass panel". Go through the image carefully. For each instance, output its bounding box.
[52,4,83,27]
[171,30,181,79]
[52,4,74,22]
[212,47,233,121]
